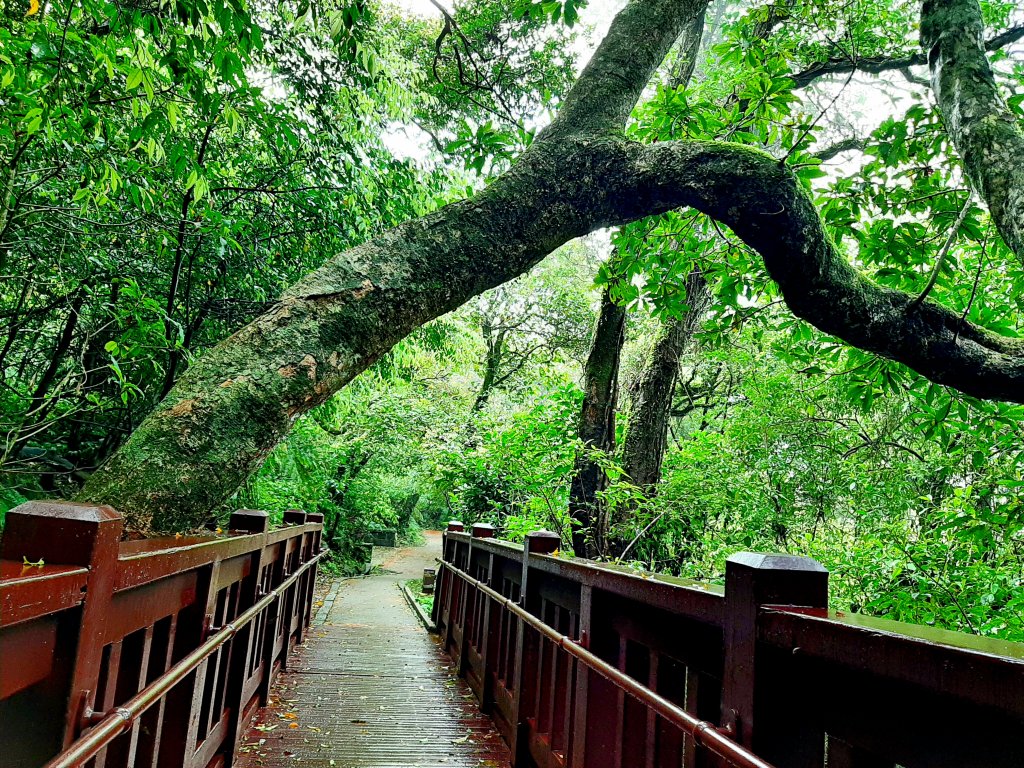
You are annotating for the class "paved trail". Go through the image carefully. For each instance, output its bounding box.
[237,531,508,768]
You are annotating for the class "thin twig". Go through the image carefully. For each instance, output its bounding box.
[911,195,973,309]
[954,233,988,344]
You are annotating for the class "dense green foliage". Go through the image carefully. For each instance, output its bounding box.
[1,0,1021,640]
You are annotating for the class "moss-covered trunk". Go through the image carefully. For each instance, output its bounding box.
[79,0,1024,535]
[922,0,1024,264]
[568,286,628,556]
[620,268,708,493]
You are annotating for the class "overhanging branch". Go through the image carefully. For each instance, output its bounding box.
[620,140,1024,402]
[789,23,1024,90]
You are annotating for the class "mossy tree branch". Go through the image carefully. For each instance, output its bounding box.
[80,0,1024,533]
[625,140,1024,400]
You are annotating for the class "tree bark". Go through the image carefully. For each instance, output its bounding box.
[922,0,1024,264]
[568,2,709,556]
[471,318,506,413]
[621,268,709,492]
[568,285,627,557]
[79,0,1024,534]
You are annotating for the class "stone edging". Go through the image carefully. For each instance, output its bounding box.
[400,583,438,633]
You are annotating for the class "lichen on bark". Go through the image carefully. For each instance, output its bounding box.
[921,0,1024,264]
[79,0,1024,535]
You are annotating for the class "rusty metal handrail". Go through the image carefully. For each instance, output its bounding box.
[441,560,776,768]
[42,549,326,768]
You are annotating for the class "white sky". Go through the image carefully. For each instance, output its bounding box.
[381,0,622,159]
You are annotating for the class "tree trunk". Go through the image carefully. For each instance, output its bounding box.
[79,0,1024,534]
[609,269,709,557]
[470,319,506,413]
[568,285,627,557]
[922,0,1024,264]
[621,268,709,492]
[11,288,86,457]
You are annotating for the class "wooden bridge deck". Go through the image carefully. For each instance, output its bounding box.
[236,532,509,768]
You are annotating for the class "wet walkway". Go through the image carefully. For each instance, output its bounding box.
[236,531,509,768]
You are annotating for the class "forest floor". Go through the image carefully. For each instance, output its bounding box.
[236,531,509,767]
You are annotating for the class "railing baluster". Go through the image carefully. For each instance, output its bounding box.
[222,510,270,767]
[93,639,123,768]
[257,543,284,706]
[570,583,593,768]
[645,650,658,768]
[136,615,177,768]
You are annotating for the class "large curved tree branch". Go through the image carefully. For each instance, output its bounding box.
[80,0,1024,533]
[623,140,1024,400]
[922,0,1024,264]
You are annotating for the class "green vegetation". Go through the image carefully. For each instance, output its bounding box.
[1,0,1022,636]
[406,578,434,615]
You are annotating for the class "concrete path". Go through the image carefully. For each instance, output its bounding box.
[236,531,509,767]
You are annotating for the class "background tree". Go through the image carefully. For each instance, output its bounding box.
[1,0,1022,645]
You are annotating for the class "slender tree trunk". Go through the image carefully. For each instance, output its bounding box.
[78,0,1024,534]
[0,164,15,274]
[161,119,217,398]
[609,269,709,556]
[0,274,33,370]
[568,285,627,557]
[620,268,709,492]
[11,288,86,456]
[471,320,505,413]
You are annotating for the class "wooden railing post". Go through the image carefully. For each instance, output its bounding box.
[722,552,828,768]
[519,530,560,608]
[511,530,560,767]
[222,510,269,768]
[471,523,495,539]
[434,521,463,630]
[471,524,497,710]
[0,501,122,755]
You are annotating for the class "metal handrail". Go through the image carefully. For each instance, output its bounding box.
[43,549,326,768]
[441,560,777,768]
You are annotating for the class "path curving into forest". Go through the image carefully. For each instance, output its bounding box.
[236,531,509,768]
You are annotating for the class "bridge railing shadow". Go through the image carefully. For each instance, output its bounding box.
[434,522,1024,768]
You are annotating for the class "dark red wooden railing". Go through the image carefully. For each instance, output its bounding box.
[0,501,324,768]
[434,522,1024,768]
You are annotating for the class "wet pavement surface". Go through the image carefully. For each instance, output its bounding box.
[236,531,509,768]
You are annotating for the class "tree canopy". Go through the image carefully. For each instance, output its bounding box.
[1,0,1022,640]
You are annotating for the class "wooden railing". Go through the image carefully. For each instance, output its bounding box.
[434,522,1024,768]
[0,501,324,768]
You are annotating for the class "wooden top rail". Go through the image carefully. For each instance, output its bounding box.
[435,528,1024,768]
[0,500,325,768]
[441,558,776,768]
[42,550,326,768]
[2,515,323,630]
[760,606,1024,715]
